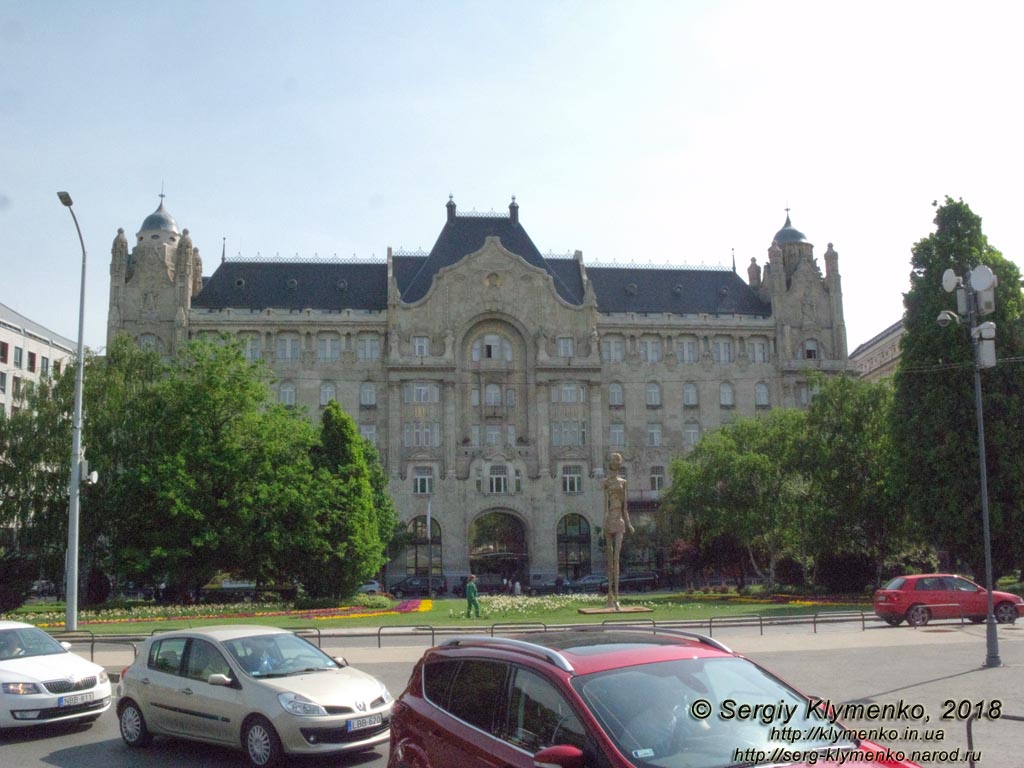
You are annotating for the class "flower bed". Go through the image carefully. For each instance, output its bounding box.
[5,599,431,629]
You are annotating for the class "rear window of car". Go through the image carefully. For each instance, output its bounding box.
[882,577,906,590]
[149,637,188,675]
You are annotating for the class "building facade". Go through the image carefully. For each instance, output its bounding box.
[106,197,848,588]
[849,320,904,381]
[0,302,75,418]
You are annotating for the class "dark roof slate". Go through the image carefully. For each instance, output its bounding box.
[400,214,582,304]
[192,261,388,311]
[585,267,770,316]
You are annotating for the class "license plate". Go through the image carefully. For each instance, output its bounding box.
[346,713,383,732]
[59,692,94,707]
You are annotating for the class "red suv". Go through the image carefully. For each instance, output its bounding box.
[387,628,919,768]
[873,573,1023,626]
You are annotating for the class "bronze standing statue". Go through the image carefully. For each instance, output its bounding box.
[602,452,634,610]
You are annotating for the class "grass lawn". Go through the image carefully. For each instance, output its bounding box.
[9,592,871,636]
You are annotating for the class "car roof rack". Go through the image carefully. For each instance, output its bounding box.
[439,636,575,673]
[560,624,734,654]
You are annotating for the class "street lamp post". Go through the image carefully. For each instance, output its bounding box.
[938,264,1000,668]
[57,191,87,633]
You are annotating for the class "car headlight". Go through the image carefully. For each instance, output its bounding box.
[98,670,109,683]
[3,682,42,695]
[382,685,394,704]
[278,692,328,717]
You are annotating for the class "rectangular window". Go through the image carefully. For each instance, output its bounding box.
[748,340,769,363]
[279,384,296,407]
[27,352,36,373]
[317,335,341,362]
[359,424,377,444]
[558,337,574,358]
[560,382,577,403]
[244,337,262,362]
[413,383,439,403]
[14,346,23,368]
[552,421,586,447]
[471,424,481,447]
[650,466,665,491]
[413,466,434,495]
[404,421,441,447]
[506,388,516,408]
[562,465,583,494]
[0,341,7,363]
[647,423,662,447]
[414,336,430,357]
[507,424,516,445]
[639,339,662,363]
[276,336,300,361]
[712,339,734,364]
[489,465,508,494]
[609,423,625,447]
[601,339,625,362]
[485,425,502,446]
[357,336,381,361]
[40,356,49,377]
[0,371,6,395]
[678,339,699,363]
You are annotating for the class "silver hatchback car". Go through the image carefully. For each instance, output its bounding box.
[118,625,393,767]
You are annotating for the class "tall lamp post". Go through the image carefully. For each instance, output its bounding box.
[937,264,1000,668]
[57,191,87,632]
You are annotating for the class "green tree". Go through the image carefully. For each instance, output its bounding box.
[662,409,811,588]
[304,401,386,597]
[363,439,398,575]
[892,198,1024,579]
[803,373,910,586]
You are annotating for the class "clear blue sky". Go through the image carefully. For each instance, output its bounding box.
[2,1,1021,351]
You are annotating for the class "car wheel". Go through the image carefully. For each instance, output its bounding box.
[243,715,284,768]
[119,699,153,748]
[906,604,931,627]
[994,602,1018,624]
[883,616,903,627]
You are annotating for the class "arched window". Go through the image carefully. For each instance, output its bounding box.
[557,514,591,580]
[684,420,701,448]
[608,382,624,407]
[319,382,336,406]
[803,339,820,360]
[649,465,665,491]
[683,382,699,407]
[719,382,735,408]
[279,382,296,407]
[646,382,661,407]
[406,516,442,577]
[485,384,502,406]
[755,382,770,408]
[360,382,376,406]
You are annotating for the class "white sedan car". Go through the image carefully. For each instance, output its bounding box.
[0,620,112,729]
[118,625,393,767]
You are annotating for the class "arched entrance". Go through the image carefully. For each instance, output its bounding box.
[469,511,528,585]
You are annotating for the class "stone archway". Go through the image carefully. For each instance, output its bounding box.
[469,510,528,585]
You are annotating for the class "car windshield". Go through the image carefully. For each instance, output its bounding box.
[0,627,67,661]
[222,633,339,678]
[573,657,856,768]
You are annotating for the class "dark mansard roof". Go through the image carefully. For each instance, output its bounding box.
[192,200,771,318]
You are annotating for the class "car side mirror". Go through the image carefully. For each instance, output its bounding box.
[208,674,234,687]
[534,744,585,768]
[334,656,348,667]
[60,641,73,650]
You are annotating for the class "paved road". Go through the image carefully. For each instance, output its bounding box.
[2,620,1021,767]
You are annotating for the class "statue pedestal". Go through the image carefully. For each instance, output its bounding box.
[577,606,654,615]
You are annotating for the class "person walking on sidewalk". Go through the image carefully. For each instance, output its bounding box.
[465,574,480,618]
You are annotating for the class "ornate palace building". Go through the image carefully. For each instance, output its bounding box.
[106,196,848,588]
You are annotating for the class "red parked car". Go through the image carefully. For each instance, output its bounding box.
[387,627,920,768]
[874,573,1024,627]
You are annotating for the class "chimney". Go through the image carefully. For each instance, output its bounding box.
[446,194,456,223]
[509,195,519,224]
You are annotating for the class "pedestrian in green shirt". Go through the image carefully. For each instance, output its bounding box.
[465,574,480,618]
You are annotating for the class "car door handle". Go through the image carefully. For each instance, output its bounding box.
[140,678,150,685]
[180,687,194,695]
